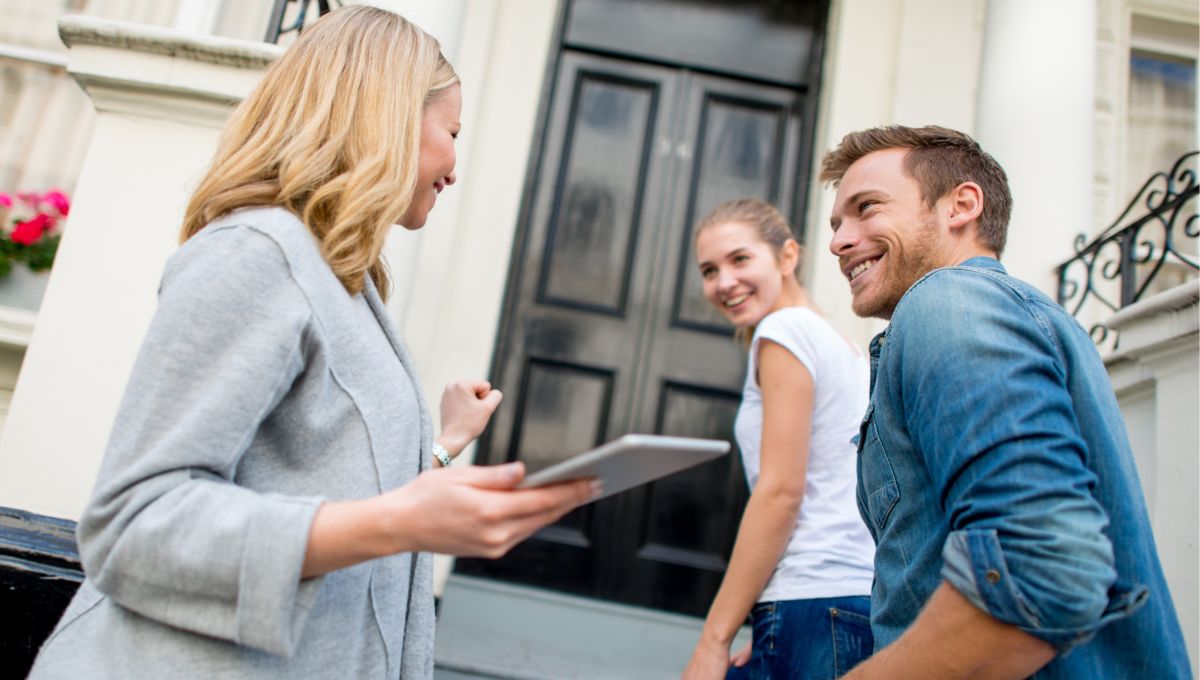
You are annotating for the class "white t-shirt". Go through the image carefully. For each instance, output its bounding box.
[734,306,875,602]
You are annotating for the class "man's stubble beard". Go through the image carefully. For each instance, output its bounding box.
[852,213,944,320]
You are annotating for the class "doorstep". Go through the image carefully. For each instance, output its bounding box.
[434,574,749,680]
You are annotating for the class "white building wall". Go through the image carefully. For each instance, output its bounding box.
[0,1,94,192]
[0,19,281,519]
[1105,281,1199,676]
[1095,0,1134,227]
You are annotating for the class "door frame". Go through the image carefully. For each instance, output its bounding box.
[457,0,832,608]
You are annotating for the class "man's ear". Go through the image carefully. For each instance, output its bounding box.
[946,181,984,232]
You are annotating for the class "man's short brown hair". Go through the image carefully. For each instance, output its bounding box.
[820,125,1012,256]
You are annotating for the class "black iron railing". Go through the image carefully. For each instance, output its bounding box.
[265,0,342,43]
[1056,151,1199,347]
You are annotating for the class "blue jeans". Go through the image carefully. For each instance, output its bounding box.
[726,596,873,680]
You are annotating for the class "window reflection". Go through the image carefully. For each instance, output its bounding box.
[542,78,655,311]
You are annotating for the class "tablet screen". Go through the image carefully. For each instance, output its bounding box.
[516,433,730,500]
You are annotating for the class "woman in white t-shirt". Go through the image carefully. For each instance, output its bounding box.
[682,198,875,680]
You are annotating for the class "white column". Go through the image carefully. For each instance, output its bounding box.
[890,0,986,131]
[0,17,278,519]
[83,0,182,26]
[173,0,221,34]
[369,0,467,63]
[975,0,1096,295]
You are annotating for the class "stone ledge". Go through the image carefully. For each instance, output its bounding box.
[58,15,283,70]
[1107,279,1200,330]
[0,306,37,349]
[1105,279,1199,362]
[59,15,280,122]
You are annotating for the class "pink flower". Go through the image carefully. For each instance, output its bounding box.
[0,194,11,209]
[12,213,50,245]
[42,190,69,216]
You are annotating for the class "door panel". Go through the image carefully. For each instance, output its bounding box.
[538,73,658,313]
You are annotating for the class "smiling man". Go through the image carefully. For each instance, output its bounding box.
[820,125,1190,679]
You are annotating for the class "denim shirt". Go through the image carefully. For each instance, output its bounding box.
[856,257,1191,678]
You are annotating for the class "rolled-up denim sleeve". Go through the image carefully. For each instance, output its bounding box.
[893,270,1118,653]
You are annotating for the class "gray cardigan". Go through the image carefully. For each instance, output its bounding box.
[30,207,436,679]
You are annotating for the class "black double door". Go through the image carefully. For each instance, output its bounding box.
[457,50,808,617]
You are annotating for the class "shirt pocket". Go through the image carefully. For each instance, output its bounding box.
[855,403,901,531]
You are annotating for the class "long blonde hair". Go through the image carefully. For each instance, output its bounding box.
[181,5,459,299]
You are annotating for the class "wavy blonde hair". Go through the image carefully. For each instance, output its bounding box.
[181,5,459,299]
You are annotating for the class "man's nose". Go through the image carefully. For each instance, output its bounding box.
[829,223,857,257]
[444,170,457,186]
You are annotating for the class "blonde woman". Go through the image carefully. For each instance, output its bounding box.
[683,199,875,679]
[29,7,593,679]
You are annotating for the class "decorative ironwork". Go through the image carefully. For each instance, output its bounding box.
[265,0,342,43]
[1056,150,1199,348]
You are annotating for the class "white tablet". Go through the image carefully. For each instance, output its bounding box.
[516,433,731,501]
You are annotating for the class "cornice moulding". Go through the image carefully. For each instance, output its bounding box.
[1130,0,1200,25]
[58,15,283,70]
[58,16,283,121]
[71,74,240,127]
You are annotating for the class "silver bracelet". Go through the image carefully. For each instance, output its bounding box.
[432,442,453,467]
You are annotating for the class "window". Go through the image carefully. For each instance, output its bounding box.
[1127,50,1196,186]
[1126,14,1198,190]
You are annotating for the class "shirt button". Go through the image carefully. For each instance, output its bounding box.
[985,569,1001,584]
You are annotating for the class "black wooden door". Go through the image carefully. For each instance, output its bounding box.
[456,49,807,617]
[609,72,802,612]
